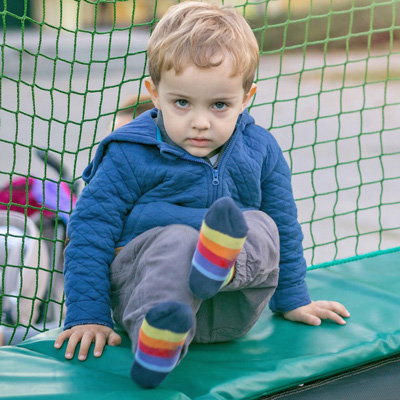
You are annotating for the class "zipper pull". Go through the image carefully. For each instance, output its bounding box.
[212,170,220,186]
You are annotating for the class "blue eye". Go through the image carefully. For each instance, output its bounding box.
[175,99,189,108]
[214,102,227,110]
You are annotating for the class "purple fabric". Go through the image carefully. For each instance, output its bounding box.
[31,179,76,224]
[0,177,76,225]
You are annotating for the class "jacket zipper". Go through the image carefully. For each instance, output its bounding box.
[182,157,220,202]
[209,126,240,201]
[177,121,242,204]
[212,169,220,202]
[212,169,220,185]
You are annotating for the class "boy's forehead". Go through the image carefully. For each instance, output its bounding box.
[157,64,247,100]
[159,61,245,85]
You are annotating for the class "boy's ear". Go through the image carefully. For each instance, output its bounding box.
[241,83,257,112]
[144,77,161,109]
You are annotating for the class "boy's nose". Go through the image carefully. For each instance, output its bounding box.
[191,111,211,130]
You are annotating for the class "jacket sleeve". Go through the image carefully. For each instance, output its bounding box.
[261,143,312,313]
[63,142,141,329]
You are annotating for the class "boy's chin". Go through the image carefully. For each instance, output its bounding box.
[185,147,214,158]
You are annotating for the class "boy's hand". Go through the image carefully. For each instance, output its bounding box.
[283,300,350,326]
[54,324,121,361]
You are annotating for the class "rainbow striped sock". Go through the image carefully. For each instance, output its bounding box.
[189,197,248,299]
[131,301,193,388]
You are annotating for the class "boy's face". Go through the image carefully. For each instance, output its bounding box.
[145,61,256,158]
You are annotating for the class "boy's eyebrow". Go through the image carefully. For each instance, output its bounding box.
[165,91,191,98]
[166,91,239,101]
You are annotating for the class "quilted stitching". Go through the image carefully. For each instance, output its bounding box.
[63,109,311,329]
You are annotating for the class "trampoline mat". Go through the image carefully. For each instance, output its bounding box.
[1,248,400,399]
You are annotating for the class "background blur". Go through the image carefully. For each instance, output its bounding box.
[1,0,399,267]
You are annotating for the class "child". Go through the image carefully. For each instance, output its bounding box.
[55,1,350,389]
[111,94,154,131]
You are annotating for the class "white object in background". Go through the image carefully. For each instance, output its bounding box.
[0,210,50,326]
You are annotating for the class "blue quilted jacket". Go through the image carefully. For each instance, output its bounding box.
[64,108,311,329]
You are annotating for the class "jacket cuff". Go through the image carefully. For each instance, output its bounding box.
[63,301,114,330]
[269,280,311,313]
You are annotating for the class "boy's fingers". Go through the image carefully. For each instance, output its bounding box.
[333,304,350,317]
[300,313,321,326]
[94,333,107,357]
[78,333,95,361]
[107,331,122,346]
[315,301,351,318]
[333,306,350,318]
[65,332,83,359]
[284,301,349,326]
[285,310,321,326]
[317,309,346,325]
[54,330,70,348]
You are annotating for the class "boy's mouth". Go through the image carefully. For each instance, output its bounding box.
[188,138,211,147]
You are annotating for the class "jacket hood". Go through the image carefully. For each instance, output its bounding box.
[82,108,255,183]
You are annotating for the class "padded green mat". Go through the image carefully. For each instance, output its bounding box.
[1,249,400,400]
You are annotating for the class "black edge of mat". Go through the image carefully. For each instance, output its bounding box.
[258,352,400,400]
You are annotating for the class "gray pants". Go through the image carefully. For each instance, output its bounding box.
[110,210,280,357]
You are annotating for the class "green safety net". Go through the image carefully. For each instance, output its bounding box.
[0,0,399,345]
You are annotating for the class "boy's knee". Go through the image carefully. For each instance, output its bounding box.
[224,210,279,290]
[243,210,280,265]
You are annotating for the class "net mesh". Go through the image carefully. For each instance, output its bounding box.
[0,0,399,343]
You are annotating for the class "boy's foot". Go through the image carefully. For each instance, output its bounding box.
[131,301,193,388]
[189,197,248,299]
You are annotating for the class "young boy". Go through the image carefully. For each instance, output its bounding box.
[55,1,350,389]
[110,94,154,131]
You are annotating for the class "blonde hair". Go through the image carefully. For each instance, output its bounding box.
[147,1,259,92]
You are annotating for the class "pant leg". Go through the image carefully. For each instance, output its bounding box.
[109,224,201,357]
[193,210,280,343]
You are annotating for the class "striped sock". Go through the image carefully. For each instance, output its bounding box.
[131,301,193,389]
[189,197,248,299]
